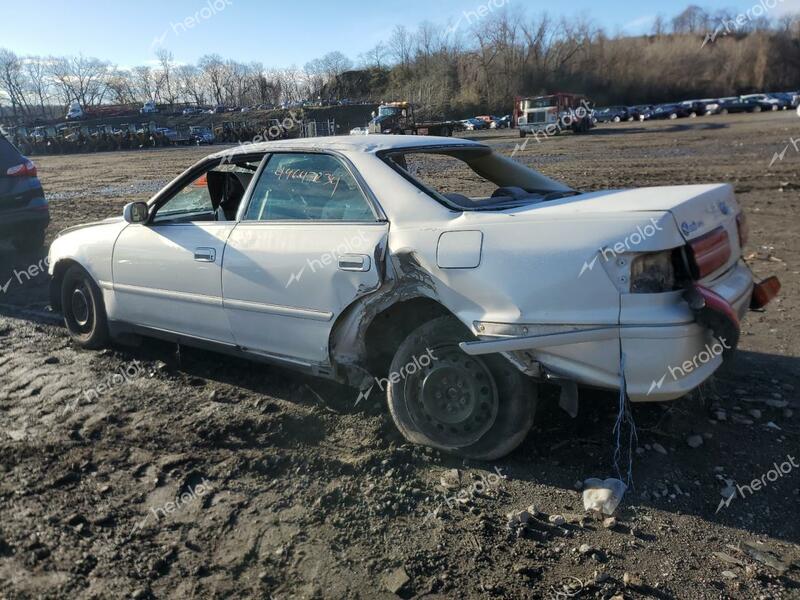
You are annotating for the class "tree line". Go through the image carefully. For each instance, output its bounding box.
[2,4,799,120]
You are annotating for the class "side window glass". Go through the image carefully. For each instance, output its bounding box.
[153,172,215,223]
[244,153,375,222]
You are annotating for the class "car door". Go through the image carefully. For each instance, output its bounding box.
[112,159,257,344]
[221,151,389,365]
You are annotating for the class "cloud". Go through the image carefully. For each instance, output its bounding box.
[622,14,656,32]
[774,0,800,14]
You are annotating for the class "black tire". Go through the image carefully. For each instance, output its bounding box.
[386,316,537,460]
[519,129,527,138]
[61,264,109,349]
[720,109,729,115]
[12,228,46,253]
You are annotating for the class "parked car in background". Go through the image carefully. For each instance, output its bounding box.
[494,115,512,128]
[769,92,799,108]
[47,135,779,460]
[0,132,49,252]
[680,100,717,116]
[156,127,180,144]
[626,106,650,121]
[65,102,84,121]
[642,103,691,120]
[182,107,203,116]
[461,118,488,131]
[140,101,159,115]
[594,106,630,123]
[189,126,215,145]
[717,97,759,114]
[349,126,369,135]
[741,94,785,111]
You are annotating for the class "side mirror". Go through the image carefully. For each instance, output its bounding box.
[371,111,376,118]
[123,201,149,224]
[401,109,407,117]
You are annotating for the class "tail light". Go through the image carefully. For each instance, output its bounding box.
[688,226,731,279]
[6,159,37,177]
[737,212,749,248]
[683,284,740,354]
[751,276,781,310]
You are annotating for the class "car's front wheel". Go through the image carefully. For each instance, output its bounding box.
[386,317,536,460]
[61,265,109,349]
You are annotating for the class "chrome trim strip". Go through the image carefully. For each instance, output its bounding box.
[113,282,222,307]
[223,297,333,321]
[460,327,619,355]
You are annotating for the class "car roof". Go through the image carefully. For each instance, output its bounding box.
[208,134,487,159]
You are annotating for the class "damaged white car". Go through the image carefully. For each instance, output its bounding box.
[48,135,780,459]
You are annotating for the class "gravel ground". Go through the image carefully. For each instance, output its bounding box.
[0,112,798,599]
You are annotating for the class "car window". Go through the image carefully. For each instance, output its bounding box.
[0,136,22,171]
[153,172,215,223]
[152,161,260,224]
[244,153,375,222]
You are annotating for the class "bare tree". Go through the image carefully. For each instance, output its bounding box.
[155,48,178,105]
[361,43,388,69]
[0,49,31,116]
[389,25,413,69]
[48,55,109,106]
[198,54,226,105]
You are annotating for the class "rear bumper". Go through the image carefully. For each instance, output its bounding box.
[460,261,759,403]
[618,260,754,402]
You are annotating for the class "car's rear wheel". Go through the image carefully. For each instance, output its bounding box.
[61,265,109,349]
[386,317,536,460]
[12,228,46,253]
[720,109,729,115]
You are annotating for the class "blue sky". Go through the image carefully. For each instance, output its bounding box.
[4,0,798,68]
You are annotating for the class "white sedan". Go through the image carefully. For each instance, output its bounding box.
[48,135,779,459]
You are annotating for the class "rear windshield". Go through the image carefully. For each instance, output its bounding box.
[0,136,22,170]
[382,148,577,211]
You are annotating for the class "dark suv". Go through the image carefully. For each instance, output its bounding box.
[0,133,49,251]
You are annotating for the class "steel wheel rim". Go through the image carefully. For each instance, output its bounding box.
[70,282,93,331]
[405,345,499,448]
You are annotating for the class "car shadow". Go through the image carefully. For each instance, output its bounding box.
[492,347,800,548]
[1,254,798,548]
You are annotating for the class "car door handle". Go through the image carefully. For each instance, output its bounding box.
[338,254,371,272]
[194,247,216,263]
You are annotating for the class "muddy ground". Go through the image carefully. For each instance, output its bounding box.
[0,112,799,599]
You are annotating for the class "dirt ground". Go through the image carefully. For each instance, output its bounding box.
[0,112,799,599]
